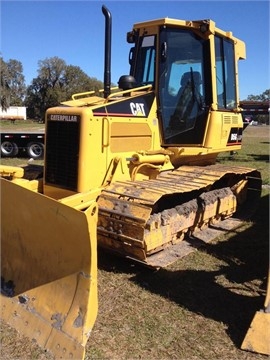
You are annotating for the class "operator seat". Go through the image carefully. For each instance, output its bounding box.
[169,71,202,130]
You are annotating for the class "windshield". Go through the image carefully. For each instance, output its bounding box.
[158,28,208,144]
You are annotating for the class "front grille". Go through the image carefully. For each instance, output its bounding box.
[45,119,80,191]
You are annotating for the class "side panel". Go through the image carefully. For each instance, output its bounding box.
[91,93,162,183]
[204,111,243,151]
[110,122,152,152]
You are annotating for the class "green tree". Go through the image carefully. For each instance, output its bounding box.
[25,57,103,120]
[63,65,103,100]
[0,57,26,110]
[246,89,270,101]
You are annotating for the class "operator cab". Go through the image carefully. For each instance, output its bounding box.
[126,18,242,146]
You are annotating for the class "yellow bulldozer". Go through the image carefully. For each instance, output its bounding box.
[1,5,268,359]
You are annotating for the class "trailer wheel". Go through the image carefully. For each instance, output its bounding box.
[27,142,44,159]
[1,141,19,157]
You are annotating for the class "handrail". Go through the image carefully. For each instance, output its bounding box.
[106,84,153,100]
[71,84,152,102]
[72,91,95,100]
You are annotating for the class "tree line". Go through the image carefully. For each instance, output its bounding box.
[0,57,104,121]
[0,57,269,122]
[242,89,269,125]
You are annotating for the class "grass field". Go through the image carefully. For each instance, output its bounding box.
[0,124,269,359]
[217,125,270,185]
[0,119,45,132]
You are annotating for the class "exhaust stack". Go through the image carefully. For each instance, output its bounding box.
[102,5,112,98]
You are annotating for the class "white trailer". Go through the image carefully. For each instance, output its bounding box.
[0,106,27,121]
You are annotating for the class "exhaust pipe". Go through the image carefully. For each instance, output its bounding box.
[102,5,112,98]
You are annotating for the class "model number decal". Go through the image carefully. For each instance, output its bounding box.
[227,128,243,145]
[230,132,242,141]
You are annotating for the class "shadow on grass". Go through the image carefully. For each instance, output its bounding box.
[217,154,270,163]
[132,193,269,348]
[98,193,269,349]
[247,154,269,162]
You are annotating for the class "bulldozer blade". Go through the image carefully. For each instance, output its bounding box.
[1,178,98,359]
[241,270,270,355]
[241,312,270,355]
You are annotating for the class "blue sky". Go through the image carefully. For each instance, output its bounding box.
[1,0,269,100]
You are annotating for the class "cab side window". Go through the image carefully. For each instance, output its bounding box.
[215,36,237,109]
